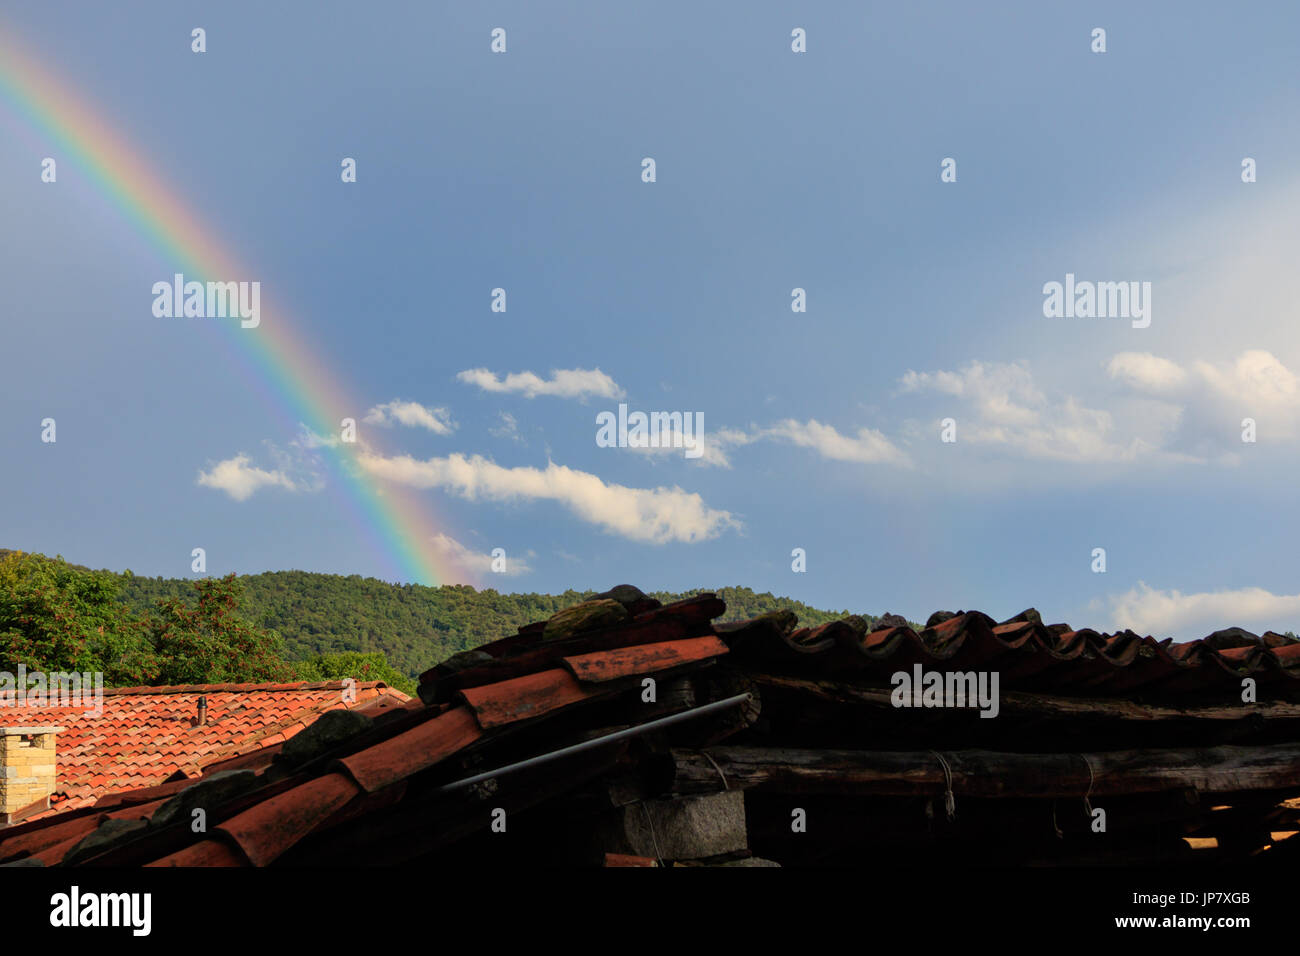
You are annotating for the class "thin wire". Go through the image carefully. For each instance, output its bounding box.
[639,801,664,865]
[701,750,730,791]
[930,750,956,821]
[1079,753,1096,817]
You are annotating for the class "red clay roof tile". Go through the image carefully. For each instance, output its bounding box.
[0,812,104,863]
[562,635,728,683]
[604,853,657,866]
[722,610,1300,699]
[339,706,482,793]
[5,681,408,820]
[461,668,596,729]
[146,838,247,867]
[13,590,1300,868]
[33,834,93,866]
[216,773,360,866]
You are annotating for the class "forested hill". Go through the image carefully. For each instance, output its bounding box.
[110,570,894,679]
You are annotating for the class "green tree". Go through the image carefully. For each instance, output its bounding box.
[145,574,295,684]
[294,651,417,696]
[113,570,914,679]
[0,551,157,684]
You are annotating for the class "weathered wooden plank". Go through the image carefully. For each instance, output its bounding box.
[749,673,1300,721]
[669,743,1300,798]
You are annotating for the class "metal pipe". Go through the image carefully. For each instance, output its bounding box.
[436,692,752,793]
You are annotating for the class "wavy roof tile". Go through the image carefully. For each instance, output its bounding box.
[1,681,408,819]
[721,610,1300,700]
[4,590,1299,867]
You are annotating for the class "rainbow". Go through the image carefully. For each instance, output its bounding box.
[0,24,471,587]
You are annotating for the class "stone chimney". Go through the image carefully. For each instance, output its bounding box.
[0,726,62,825]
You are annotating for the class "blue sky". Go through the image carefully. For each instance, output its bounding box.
[4,1,1300,639]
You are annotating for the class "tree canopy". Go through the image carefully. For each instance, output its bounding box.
[0,550,907,697]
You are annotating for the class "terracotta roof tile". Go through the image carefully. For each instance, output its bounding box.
[562,635,728,683]
[460,668,597,729]
[339,706,482,793]
[216,773,361,866]
[33,834,92,866]
[0,811,103,862]
[604,853,657,866]
[722,610,1300,700]
[418,594,727,704]
[3,681,409,819]
[146,839,247,867]
[12,590,1300,868]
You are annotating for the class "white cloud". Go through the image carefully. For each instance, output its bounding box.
[1108,349,1300,449]
[197,454,299,501]
[619,419,907,469]
[456,367,624,401]
[1111,350,1300,410]
[490,411,524,443]
[1106,352,1188,393]
[704,427,761,469]
[1108,581,1300,639]
[294,426,339,449]
[762,419,911,466]
[899,350,1300,468]
[902,361,1047,426]
[901,360,1179,463]
[1193,350,1299,410]
[430,533,532,576]
[359,451,738,544]
[624,426,742,468]
[364,400,455,435]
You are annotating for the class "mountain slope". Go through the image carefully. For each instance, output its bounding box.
[113,571,903,678]
[1,551,912,680]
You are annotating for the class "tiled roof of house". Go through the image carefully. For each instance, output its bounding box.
[3,590,1300,867]
[2,681,408,819]
[717,609,1300,700]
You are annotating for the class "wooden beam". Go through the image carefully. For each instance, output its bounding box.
[749,673,1300,722]
[669,743,1300,799]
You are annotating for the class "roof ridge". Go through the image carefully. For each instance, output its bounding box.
[101,681,392,696]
